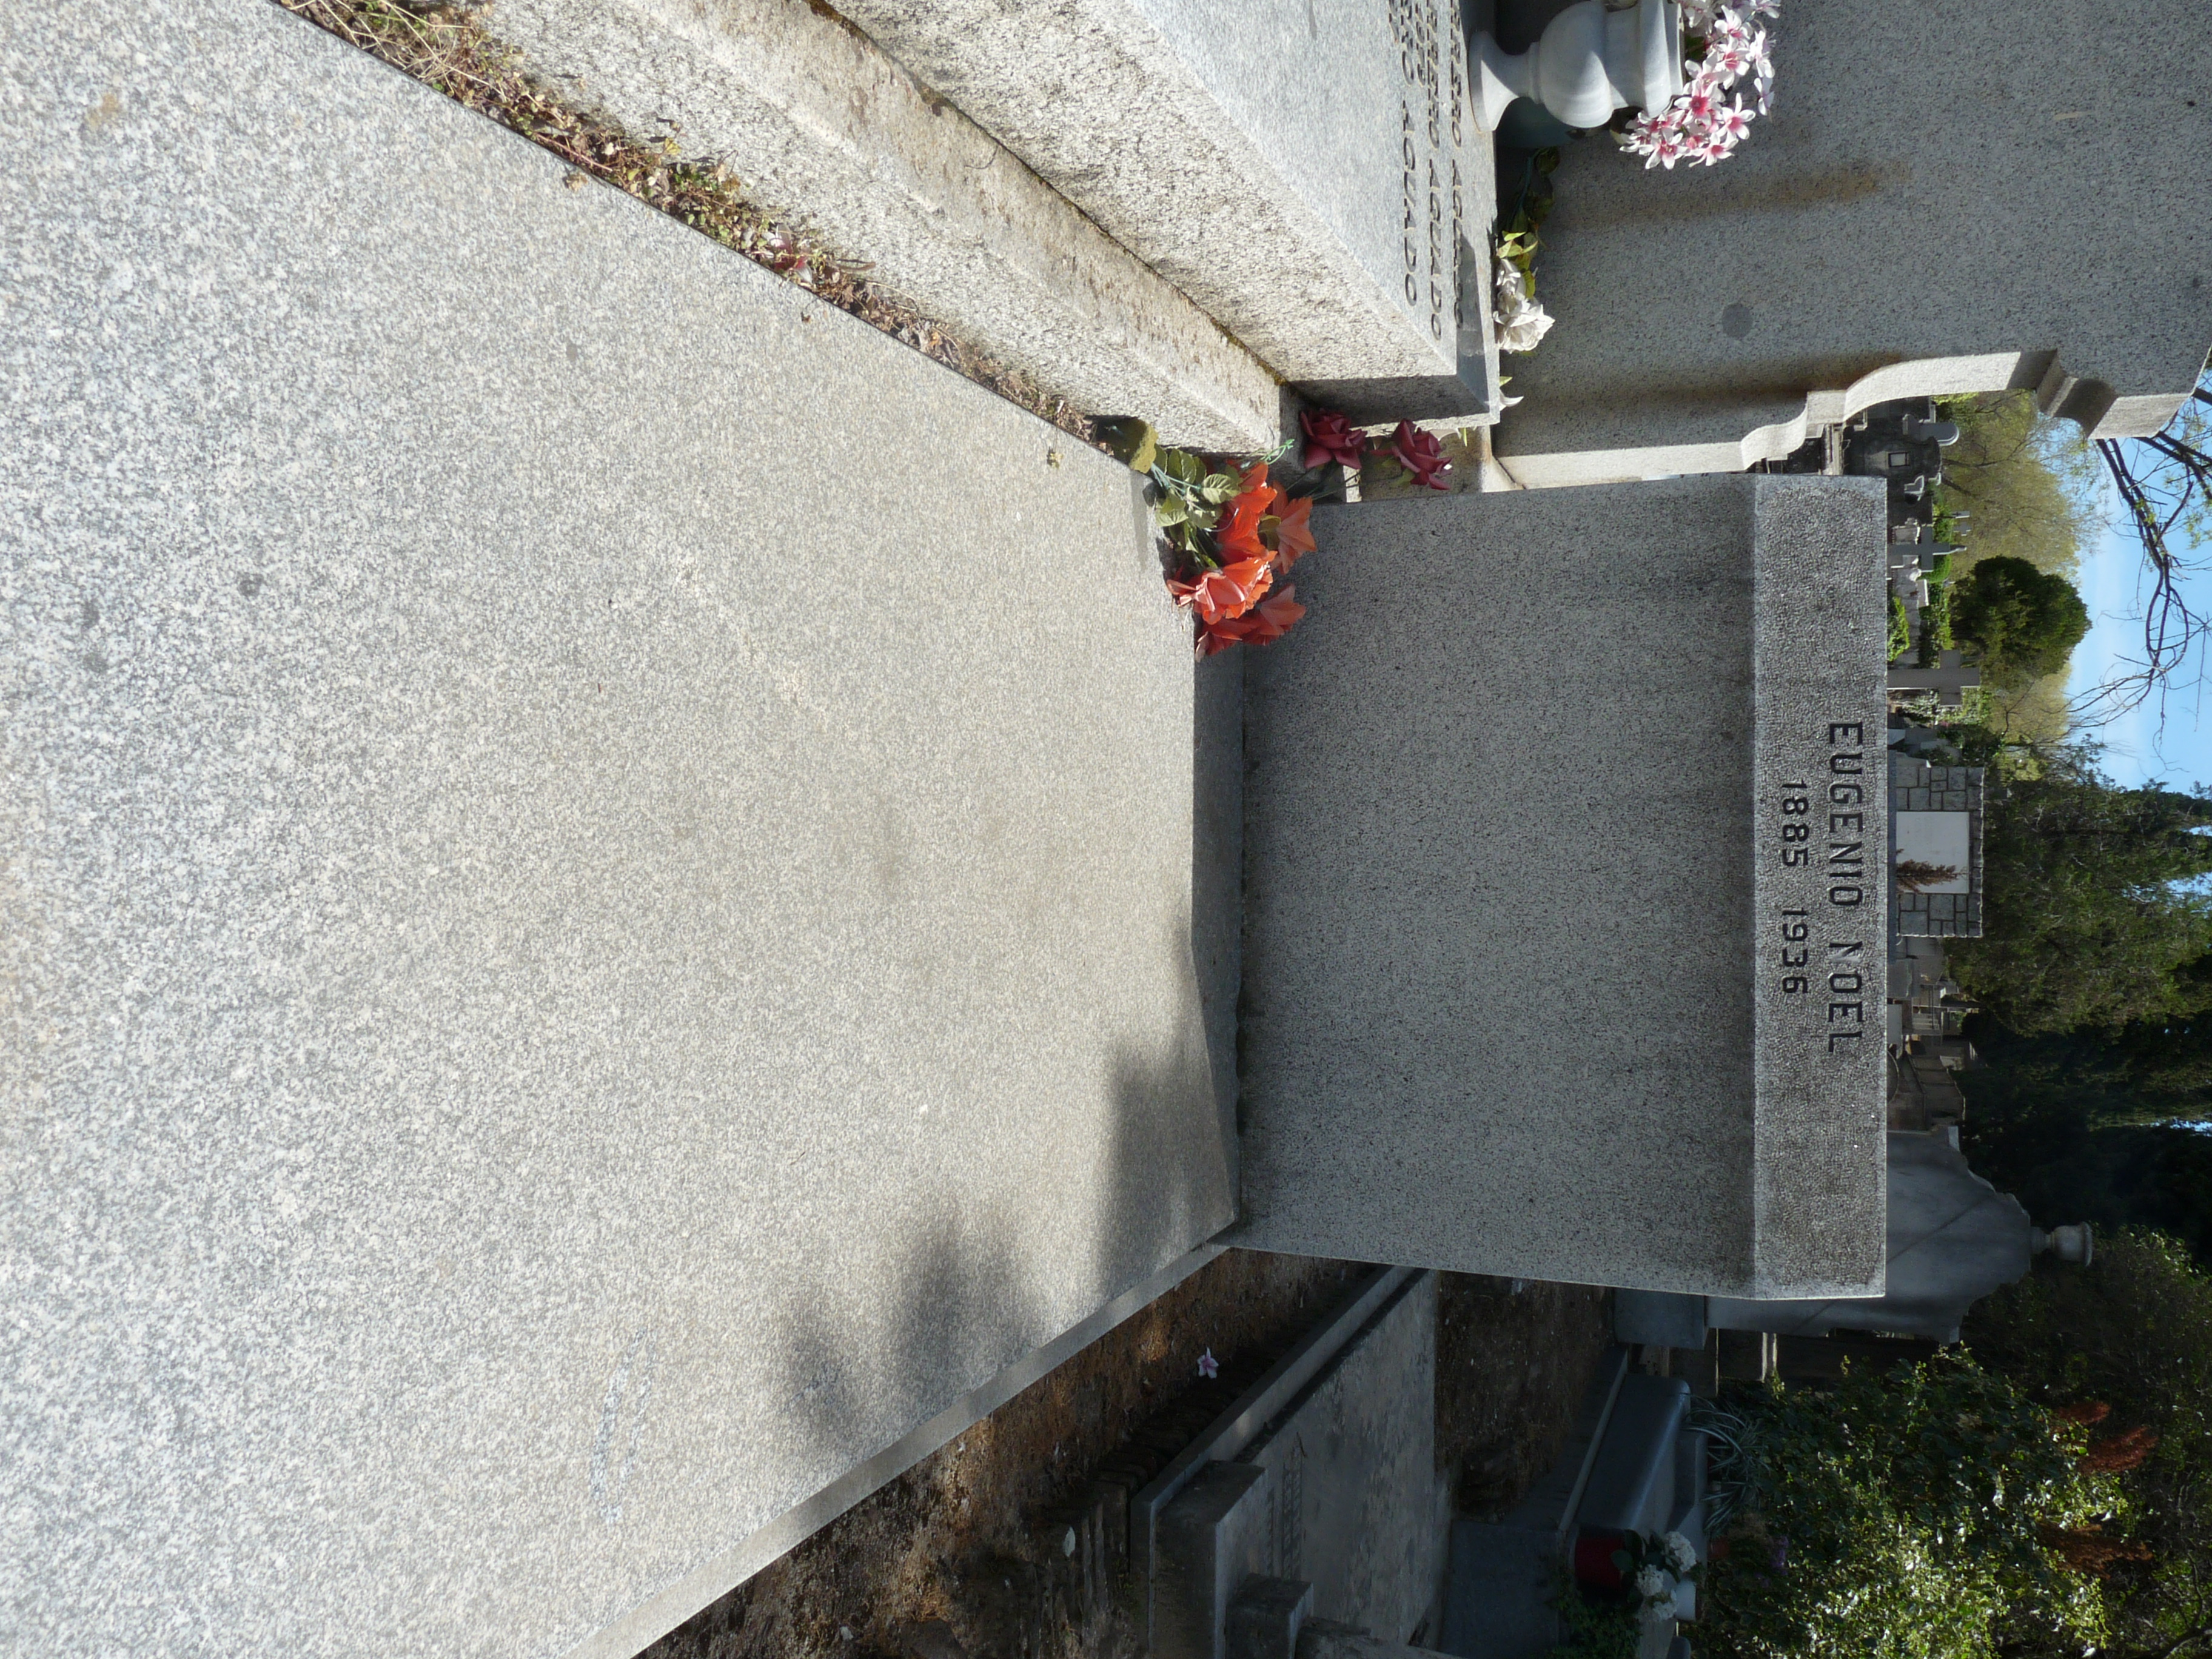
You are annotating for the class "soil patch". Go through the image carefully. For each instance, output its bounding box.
[1436,1273,1615,1517]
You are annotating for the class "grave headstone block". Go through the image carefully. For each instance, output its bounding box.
[830,0,1499,422]
[1237,475,1888,1296]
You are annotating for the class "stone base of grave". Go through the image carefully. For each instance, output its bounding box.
[1236,475,1890,1299]
[443,0,1284,451]
[829,0,1503,426]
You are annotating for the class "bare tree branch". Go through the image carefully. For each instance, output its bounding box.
[2065,367,2212,731]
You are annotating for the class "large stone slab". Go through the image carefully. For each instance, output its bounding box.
[1236,477,1888,1298]
[834,0,1498,424]
[0,3,1236,1653]
[1490,0,2212,485]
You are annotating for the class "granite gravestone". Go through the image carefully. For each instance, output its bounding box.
[1487,0,2212,486]
[1,3,1236,1654]
[828,0,1499,423]
[1236,475,1889,1298]
[1153,1272,1442,1659]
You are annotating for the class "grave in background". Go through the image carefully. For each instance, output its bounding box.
[1147,1269,1446,1659]
[1487,0,2212,484]
[831,0,1501,423]
[1236,475,1890,1298]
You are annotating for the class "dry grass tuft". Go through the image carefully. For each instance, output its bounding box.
[271,0,1094,440]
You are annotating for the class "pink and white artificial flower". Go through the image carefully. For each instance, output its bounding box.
[1692,128,1738,165]
[1710,96,1754,143]
[1627,4,1778,170]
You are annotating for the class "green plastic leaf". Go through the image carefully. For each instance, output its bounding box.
[1096,416,1158,473]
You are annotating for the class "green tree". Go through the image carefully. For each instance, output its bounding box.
[1966,1232,2212,1658]
[1937,391,2099,580]
[1700,1355,2105,1658]
[1951,554,2092,685]
[1949,745,2212,1033]
[1962,1044,2212,1266]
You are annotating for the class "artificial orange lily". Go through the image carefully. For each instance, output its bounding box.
[1270,497,1316,568]
[1187,554,1275,625]
[1216,463,1280,564]
[1196,585,1305,654]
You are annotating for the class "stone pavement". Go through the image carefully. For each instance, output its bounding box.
[0,2,1238,1653]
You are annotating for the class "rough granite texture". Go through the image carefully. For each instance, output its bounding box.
[1155,1273,1440,1659]
[1490,0,2212,483]
[831,0,1497,423]
[0,3,1237,1654]
[1236,477,1886,1298]
[1236,1272,1441,1643]
[451,0,1283,450]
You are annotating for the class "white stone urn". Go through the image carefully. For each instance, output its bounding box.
[1473,0,1683,132]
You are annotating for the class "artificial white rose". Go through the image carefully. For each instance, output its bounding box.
[1491,262,1555,355]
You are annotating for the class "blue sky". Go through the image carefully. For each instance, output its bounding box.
[2063,466,2212,791]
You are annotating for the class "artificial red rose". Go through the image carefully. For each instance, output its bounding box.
[1392,420,1450,490]
[1301,408,1365,470]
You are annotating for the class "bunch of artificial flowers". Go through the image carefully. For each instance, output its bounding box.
[1620,0,1778,169]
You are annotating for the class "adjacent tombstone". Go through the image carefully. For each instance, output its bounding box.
[1237,475,1889,1298]
[1707,1131,2039,1344]
[830,0,1500,423]
[1489,0,2212,484]
[1153,1272,1442,1659]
